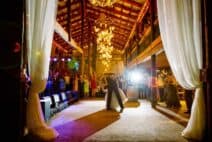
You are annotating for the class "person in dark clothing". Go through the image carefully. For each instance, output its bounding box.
[164,80,181,108]
[106,75,124,113]
[184,89,194,114]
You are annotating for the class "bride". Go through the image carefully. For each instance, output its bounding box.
[105,75,128,112]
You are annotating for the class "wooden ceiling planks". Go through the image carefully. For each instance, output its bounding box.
[53,32,73,53]
[55,0,146,52]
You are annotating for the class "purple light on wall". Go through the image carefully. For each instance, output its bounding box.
[53,58,57,62]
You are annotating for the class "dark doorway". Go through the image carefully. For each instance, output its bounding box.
[0,0,24,141]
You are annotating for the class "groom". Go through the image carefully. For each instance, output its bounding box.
[106,75,124,113]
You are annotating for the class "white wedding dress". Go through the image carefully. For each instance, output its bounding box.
[105,88,128,111]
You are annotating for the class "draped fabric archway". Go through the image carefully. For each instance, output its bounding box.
[157,0,205,140]
[25,0,58,140]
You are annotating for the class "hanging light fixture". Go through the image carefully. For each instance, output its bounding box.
[94,13,114,71]
[89,0,118,7]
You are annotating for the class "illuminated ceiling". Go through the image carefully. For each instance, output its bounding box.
[54,0,147,53]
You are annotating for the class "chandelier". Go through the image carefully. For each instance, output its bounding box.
[89,0,118,7]
[94,14,114,72]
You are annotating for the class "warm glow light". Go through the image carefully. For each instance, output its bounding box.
[89,0,118,7]
[36,51,41,56]
[130,71,143,83]
[94,14,114,72]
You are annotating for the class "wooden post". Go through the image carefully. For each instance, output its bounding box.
[151,54,157,108]
[201,0,211,141]
[80,0,85,75]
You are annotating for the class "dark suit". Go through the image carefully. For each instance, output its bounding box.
[184,89,193,113]
[106,77,124,110]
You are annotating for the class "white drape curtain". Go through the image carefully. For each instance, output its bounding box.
[26,0,58,140]
[157,0,205,140]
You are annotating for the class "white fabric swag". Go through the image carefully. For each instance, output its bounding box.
[157,0,205,141]
[26,0,58,140]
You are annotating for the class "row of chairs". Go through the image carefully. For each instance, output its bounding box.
[40,91,79,121]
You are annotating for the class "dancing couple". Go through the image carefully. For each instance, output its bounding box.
[106,75,127,113]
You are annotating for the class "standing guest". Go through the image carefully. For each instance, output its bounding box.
[184,89,194,114]
[83,75,89,97]
[164,79,181,108]
[90,72,97,97]
[64,72,70,91]
[78,74,84,98]
[73,74,79,92]
[157,75,165,101]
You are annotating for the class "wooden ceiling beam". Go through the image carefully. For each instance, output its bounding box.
[112,31,128,39]
[57,0,67,9]
[71,27,88,35]
[71,24,88,32]
[58,0,80,10]
[57,3,80,17]
[71,18,87,27]
[112,41,125,46]
[112,39,126,46]
[113,27,130,34]
[123,0,150,52]
[112,43,124,50]
[122,0,143,8]
[53,41,69,53]
[87,3,137,20]
[113,24,131,32]
[67,0,71,40]
[75,38,89,43]
[71,16,81,23]
[57,8,68,16]
[114,3,140,14]
[75,39,89,45]
[72,32,89,39]
[86,8,135,24]
[58,9,81,21]
[113,35,128,42]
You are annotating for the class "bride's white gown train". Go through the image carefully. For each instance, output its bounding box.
[105,88,128,111]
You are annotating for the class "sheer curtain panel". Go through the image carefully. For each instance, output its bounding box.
[25,0,58,140]
[157,0,205,140]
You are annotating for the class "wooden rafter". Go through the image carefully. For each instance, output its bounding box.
[67,0,71,40]
[112,39,126,46]
[55,0,146,52]
[122,0,143,8]
[72,26,88,36]
[58,10,81,22]
[123,0,150,52]
[58,0,79,9]
[114,3,140,14]
[71,26,88,35]
[86,8,135,23]
[87,3,137,20]
[80,0,85,49]
[72,32,89,39]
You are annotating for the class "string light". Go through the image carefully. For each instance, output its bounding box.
[94,14,114,71]
[89,0,118,7]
